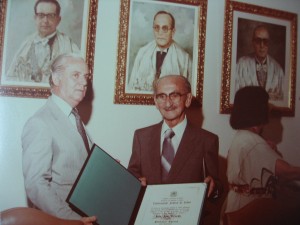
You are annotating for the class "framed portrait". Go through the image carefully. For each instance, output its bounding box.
[0,0,98,98]
[220,0,297,116]
[114,0,207,105]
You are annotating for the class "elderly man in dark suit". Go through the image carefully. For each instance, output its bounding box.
[128,75,221,200]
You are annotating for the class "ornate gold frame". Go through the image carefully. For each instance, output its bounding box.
[0,0,98,98]
[114,0,207,105]
[220,0,297,116]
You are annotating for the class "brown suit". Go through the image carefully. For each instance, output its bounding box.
[128,120,220,185]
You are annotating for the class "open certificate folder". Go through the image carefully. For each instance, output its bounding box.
[67,144,207,225]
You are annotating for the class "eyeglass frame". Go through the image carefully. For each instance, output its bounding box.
[155,92,188,103]
[153,25,173,33]
[35,13,58,20]
[253,37,269,46]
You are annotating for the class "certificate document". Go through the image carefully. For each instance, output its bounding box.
[67,144,207,225]
[135,183,207,225]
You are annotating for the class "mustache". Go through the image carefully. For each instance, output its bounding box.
[163,105,176,111]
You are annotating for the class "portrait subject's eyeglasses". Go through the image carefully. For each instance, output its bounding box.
[155,92,187,103]
[253,37,269,46]
[153,25,173,33]
[35,13,57,20]
[72,72,91,82]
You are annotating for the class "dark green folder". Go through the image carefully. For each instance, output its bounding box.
[67,144,142,225]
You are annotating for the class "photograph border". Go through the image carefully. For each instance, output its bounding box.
[0,0,98,98]
[114,0,207,105]
[220,0,297,116]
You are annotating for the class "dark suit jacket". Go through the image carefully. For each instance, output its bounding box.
[128,120,219,185]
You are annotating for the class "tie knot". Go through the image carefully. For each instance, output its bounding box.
[165,129,175,139]
[157,51,167,55]
[72,108,80,118]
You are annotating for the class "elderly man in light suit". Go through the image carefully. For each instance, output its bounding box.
[22,53,96,225]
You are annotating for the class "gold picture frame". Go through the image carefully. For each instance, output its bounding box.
[114,0,207,105]
[0,0,98,98]
[220,0,297,116]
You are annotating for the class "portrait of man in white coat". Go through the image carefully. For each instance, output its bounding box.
[3,0,85,86]
[233,19,288,104]
[126,1,197,95]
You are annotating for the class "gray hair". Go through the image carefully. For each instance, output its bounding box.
[49,53,86,87]
[252,24,270,40]
[152,75,191,94]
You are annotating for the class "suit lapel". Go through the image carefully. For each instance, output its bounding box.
[151,122,162,183]
[149,123,163,182]
[46,98,87,152]
[167,123,196,181]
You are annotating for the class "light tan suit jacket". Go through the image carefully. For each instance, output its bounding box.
[22,97,90,219]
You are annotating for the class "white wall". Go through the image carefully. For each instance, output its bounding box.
[0,0,299,211]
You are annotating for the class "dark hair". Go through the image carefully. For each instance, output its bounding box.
[153,11,175,29]
[230,86,269,129]
[34,0,61,16]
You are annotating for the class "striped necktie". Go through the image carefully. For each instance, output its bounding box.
[161,129,175,181]
[72,108,90,153]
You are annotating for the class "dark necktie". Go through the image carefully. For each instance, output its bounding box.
[161,129,175,181]
[48,34,57,60]
[156,51,167,78]
[72,108,90,153]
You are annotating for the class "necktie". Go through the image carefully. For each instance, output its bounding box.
[72,108,90,153]
[156,51,167,78]
[161,129,175,181]
[256,62,267,88]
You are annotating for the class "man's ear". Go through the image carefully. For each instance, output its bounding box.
[52,73,60,86]
[57,16,62,25]
[154,96,160,110]
[185,93,193,108]
[171,28,176,37]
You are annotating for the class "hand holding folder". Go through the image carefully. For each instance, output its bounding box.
[67,144,207,225]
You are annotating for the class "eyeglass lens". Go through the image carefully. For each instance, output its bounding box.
[36,13,57,20]
[153,25,171,33]
[156,92,185,102]
[253,37,269,45]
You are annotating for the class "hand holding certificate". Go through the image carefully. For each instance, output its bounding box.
[67,144,207,225]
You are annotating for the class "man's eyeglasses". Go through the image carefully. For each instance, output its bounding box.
[253,37,269,46]
[36,13,57,20]
[153,25,173,33]
[72,72,91,81]
[155,92,187,103]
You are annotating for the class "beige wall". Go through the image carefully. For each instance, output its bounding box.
[0,0,300,211]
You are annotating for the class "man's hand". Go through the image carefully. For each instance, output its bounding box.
[204,176,215,198]
[139,177,147,186]
[81,216,97,225]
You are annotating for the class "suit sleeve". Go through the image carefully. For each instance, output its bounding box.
[22,117,81,219]
[204,133,222,198]
[127,130,142,179]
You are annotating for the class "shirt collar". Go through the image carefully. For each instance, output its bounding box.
[155,46,169,54]
[255,56,267,65]
[34,31,57,45]
[50,93,73,117]
[162,116,187,138]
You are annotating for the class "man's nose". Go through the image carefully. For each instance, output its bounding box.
[164,96,173,106]
[79,76,88,86]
